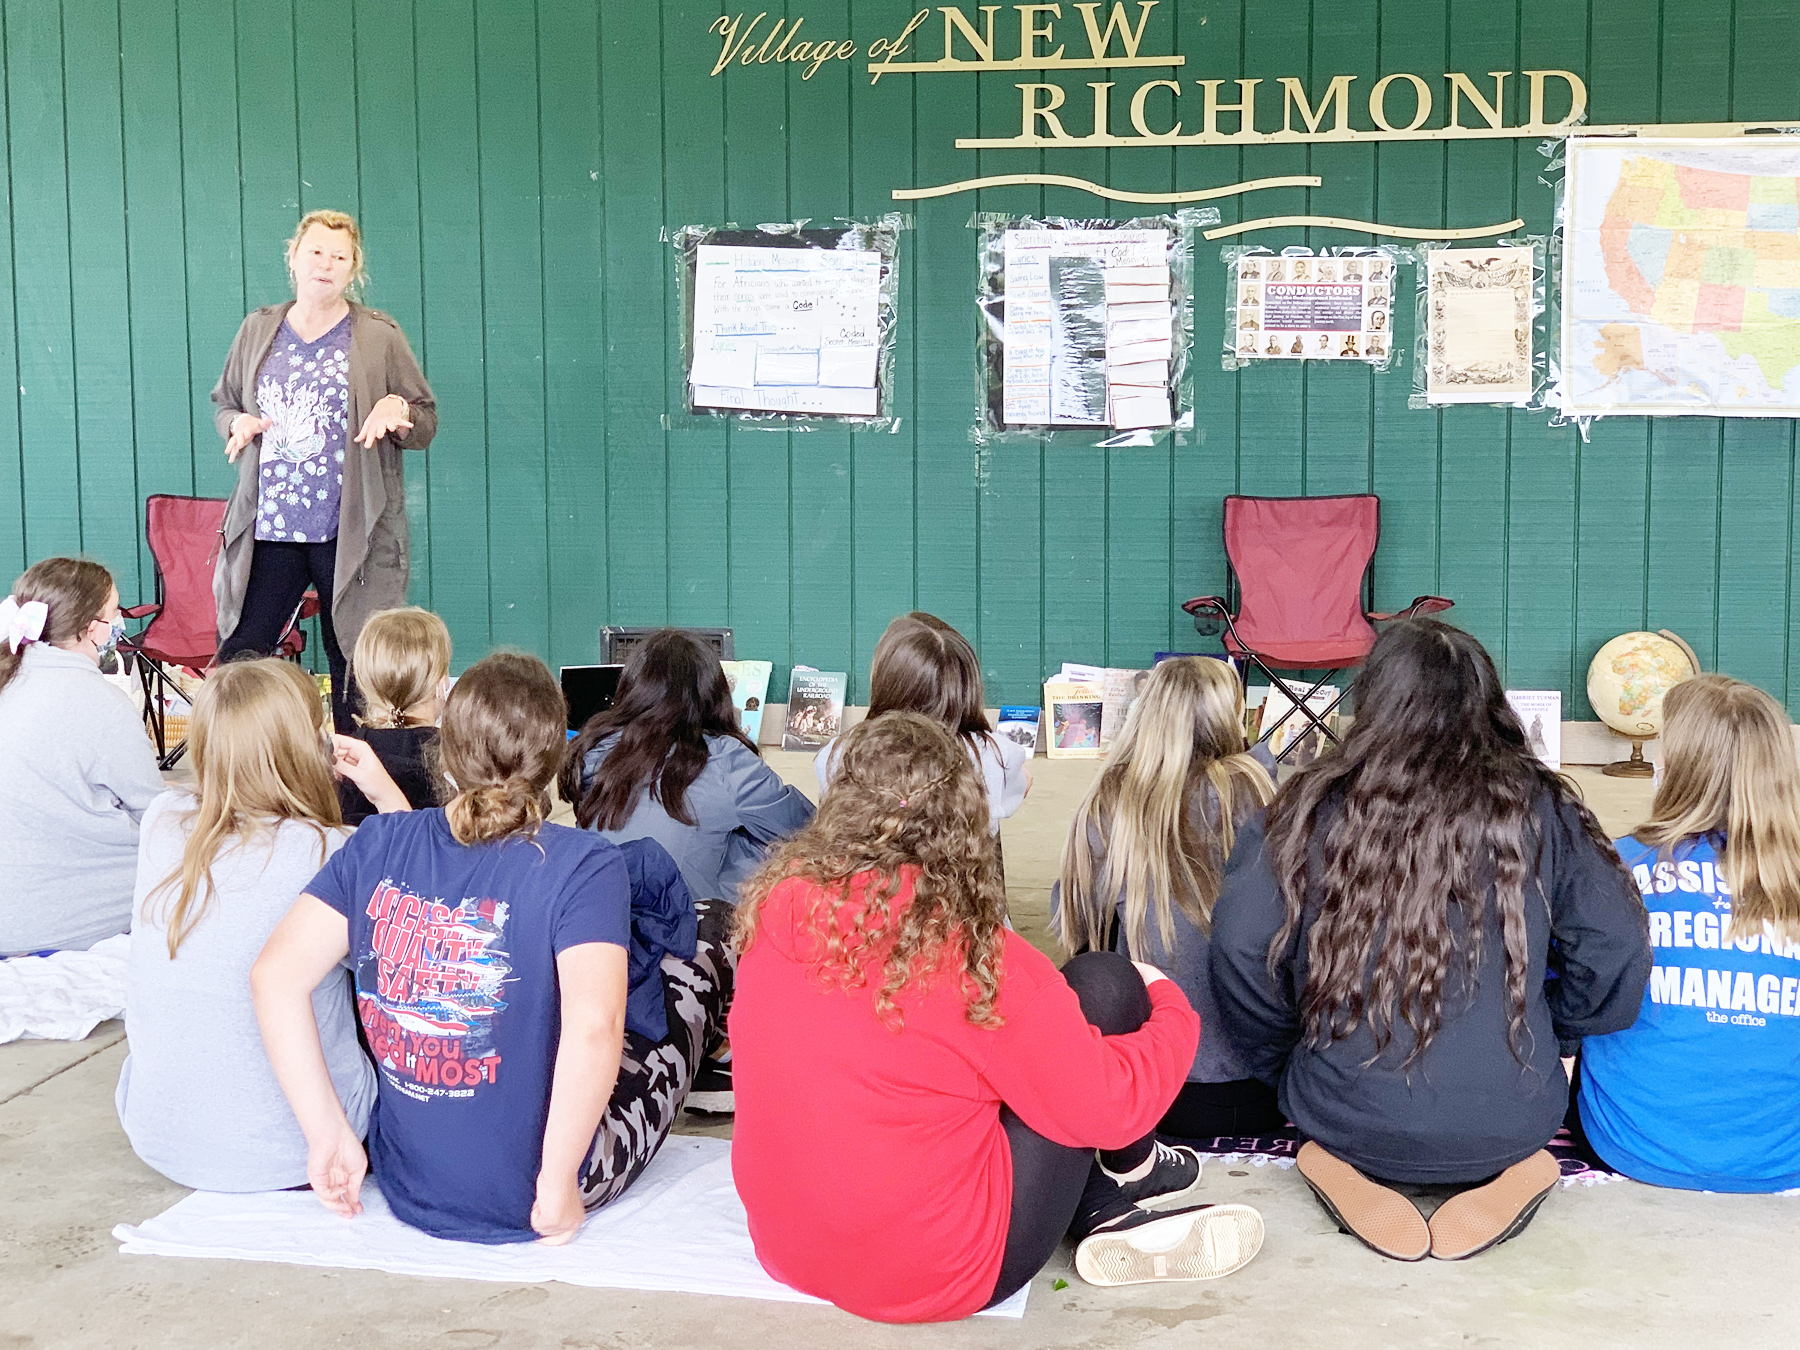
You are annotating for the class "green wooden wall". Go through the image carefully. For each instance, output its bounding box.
[4,0,1799,715]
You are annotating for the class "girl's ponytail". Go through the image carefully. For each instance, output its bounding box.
[437,651,567,847]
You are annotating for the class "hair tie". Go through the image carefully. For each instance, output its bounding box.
[0,595,48,650]
[839,765,954,810]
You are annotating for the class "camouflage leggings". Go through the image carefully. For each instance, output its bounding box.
[578,896,735,1210]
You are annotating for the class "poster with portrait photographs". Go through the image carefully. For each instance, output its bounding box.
[1224,249,1398,370]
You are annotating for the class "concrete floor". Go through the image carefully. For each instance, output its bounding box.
[6,756,1797,1348]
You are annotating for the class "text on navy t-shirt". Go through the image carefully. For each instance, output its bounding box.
[306,809,631,1242]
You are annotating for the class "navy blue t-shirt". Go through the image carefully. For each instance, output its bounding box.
[306,810,630,1242]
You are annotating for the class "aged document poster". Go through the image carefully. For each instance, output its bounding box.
[1426,245,1534,404]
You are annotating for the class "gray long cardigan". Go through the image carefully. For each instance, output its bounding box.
[210,301,438,648]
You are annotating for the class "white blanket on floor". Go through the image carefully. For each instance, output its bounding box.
[114,1135,1029,1319]
[0,934,130,1044]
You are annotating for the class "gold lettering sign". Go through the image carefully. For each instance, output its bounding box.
[709,6,1590,142]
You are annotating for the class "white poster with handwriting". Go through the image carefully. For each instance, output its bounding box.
[690,245,882,416]
[1002,228,1174,430]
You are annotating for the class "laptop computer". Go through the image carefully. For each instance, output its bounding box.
[560,664,624,732]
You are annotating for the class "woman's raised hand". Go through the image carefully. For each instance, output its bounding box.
[331,734,413,813]
[225,413,272,463]
[354,394,413,448]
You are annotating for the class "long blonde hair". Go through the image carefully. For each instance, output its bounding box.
[1056,657,1273,957]
[153,660,342,958]
[354,607,451,728]
[1637,673,1800,942]
[736,712,1008,1029]
[438,651,566,846]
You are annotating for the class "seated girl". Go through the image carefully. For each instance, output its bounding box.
[1209,620,1651,1262]
[561,628,813,903]
[814,612,1030,835]
[339,606,453,824]
[1576,674,1800,1192]
[1054,656,1278,1138]
[730,712,1263,1323]
[254,651,733,1243]
[117,659,405,1190]
[0,558,165,955]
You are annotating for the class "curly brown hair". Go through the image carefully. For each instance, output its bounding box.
[735,711,1008,1029]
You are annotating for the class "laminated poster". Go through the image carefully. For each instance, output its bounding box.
[1560,137,1800,417]
[1231,255,1392,363]
[1426,246,1534,404]
[1004,229,1175,430]
[689,245,882,417]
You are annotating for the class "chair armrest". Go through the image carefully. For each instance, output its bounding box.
[120,602,160,620]
[1180,595,1229,617]
[1368,596,1454,621]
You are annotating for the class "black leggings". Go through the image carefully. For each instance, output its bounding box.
[217,539,354,732]
[984,951,1157,1309]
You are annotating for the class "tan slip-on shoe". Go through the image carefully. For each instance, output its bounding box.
[1427,1149,1561,1261]
[1295,1141,1431,1261]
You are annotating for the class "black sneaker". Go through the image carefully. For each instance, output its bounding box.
[685,1057,734,1115]
[1107,1140,1206,1210]
[1074,1203,1265,1286]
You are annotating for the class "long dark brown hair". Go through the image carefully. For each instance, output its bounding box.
[559,629,756,831]
[1265,619,1628,1066]
[736,712,1007,1029]
[867,612,992,745]
[0,557,114,697]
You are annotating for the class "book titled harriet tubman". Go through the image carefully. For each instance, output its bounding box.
[781,670,848,751]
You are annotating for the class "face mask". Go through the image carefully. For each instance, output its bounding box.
[93,616,125,670]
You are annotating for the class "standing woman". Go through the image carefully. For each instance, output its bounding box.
[212,209,437,731]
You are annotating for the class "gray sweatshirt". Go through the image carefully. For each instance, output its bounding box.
[116,793,375,1191]
[0,644,167,955]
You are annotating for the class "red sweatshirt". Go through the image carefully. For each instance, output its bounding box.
[729,870,1199,1323]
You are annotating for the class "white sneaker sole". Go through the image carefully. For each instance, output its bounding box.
[1075,1205,1265,1287]
[684,1089,735,1114]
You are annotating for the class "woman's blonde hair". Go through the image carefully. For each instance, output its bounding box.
[285,209,368,297]
[1055,657,1273,957]
[152,659,341,958]
[353,607,451,728]
[438,650,566,846]
[1637,673,1800,942]
[736,712,1008,1029]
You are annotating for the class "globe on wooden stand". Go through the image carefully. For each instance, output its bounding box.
[1585,630,1699,780]
[1603,737,1655,779]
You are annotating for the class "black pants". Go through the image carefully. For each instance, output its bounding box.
[984,951,1158,1309]
[1160,1077,1287,1139]
[217,539,354,732]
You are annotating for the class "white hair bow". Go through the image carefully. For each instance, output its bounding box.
[0,594,49,649]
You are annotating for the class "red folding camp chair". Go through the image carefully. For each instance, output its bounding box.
[1180,495,1452,760]
[120,494,315,768]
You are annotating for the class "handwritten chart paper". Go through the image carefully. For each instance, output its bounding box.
[1002,228,1174,430]
[690,245,882,416]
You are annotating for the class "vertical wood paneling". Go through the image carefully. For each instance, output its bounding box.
[9,0,1800,714]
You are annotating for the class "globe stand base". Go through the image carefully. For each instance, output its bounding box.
[1602,739,1655,779]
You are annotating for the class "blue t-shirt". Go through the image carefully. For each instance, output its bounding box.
[1579,833,1800,1192]
[255,313,350,543]
[306,810,630,1242]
